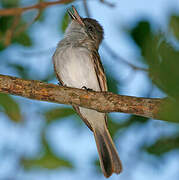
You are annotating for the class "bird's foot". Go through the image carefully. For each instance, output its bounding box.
[82,86,94,91]
[58,82,67,87]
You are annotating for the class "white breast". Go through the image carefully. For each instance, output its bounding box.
[53,46,100,91]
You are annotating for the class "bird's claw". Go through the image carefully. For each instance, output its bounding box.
[82,86,93,91]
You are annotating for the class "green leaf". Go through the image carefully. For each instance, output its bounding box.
[156,40,179,98]
[144,136,179,156]
[106,73,119,94]
[22,152,73,170]
[128,18,179,122]
[93,158,101,175]
[36,10,45,22]
[0,17,32,47]
[130,20,152,49]
[1,0,19,8]
[107,118,122,138]
[130,19,179,99]
[108,115,149,138]
[158,99,179,123]
[41,72,56,82]
[129,115,149,124]
[107,116,130,138]
[22,134,73,170]
[142,35,179,98]
[12,31,32,46]
[0,39,5,51]
[45,107,75,123]
[7,63,29,79]
[169,15,179,41]
[61,11,70,33]
[0,16,14,33]
[0,93,22,122]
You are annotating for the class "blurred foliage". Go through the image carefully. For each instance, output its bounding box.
[0,93,22,122]
[0,15,32,49]
[1,0,19,8]
[94,158,101,175]
[45,107,75,124]
[13,31,32,46]
[108,115,148,138]
[61,11,70,33]
[22,150,73,170]
[7,63,30,79]
[144,135,179,156]
[0,16,14,33]
[35,9,45,22]
[106,72,119,94]
[131,21,151,50]
[22,133,73,170]
[158,99,179,123]
[41,72,56,82]
[129,16,179,122]
[169,15,179,41]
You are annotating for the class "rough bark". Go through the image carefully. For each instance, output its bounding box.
[0,74,165,119]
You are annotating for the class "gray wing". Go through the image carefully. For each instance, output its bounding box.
[91,49,108,92]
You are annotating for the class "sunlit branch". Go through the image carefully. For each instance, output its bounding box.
[0,74,165,120]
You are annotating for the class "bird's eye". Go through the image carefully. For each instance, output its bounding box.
[88,26,93,31]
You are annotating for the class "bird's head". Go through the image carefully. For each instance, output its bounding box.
[66,6,104,48]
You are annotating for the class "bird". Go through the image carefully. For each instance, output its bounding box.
[53,5,122,177]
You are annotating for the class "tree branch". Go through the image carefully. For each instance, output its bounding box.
[0,0,73,16]
[0,74,166,120]
[102,42,148,72]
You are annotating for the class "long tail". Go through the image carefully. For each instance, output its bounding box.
[93,125,122,178]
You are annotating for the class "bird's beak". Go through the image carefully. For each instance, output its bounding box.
[67,6,84,26]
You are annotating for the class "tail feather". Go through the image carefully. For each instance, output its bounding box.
[93,125,122,177]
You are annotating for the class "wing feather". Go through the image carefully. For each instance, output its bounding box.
[91,49,108,92]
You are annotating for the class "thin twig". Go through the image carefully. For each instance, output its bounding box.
[102,42,148,72]
[0,0,73,16]
[4,15,20,46]
[83,0,91,17]
[14,10,42,37]
[20,47,54,57]
[99,0,115,7]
